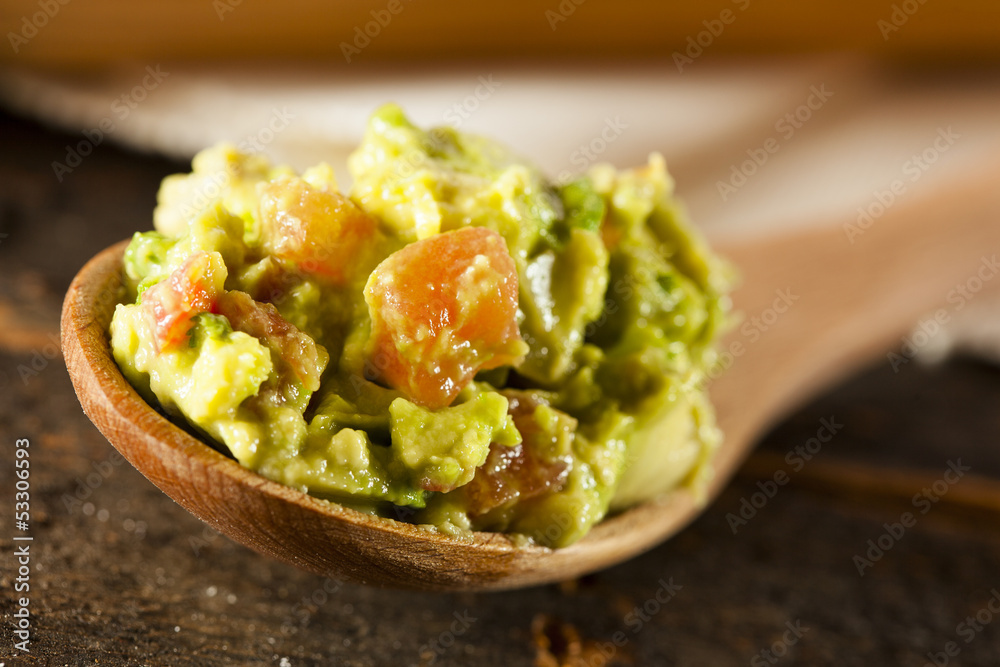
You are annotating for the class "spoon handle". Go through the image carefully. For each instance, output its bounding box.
[710,162,1000,488]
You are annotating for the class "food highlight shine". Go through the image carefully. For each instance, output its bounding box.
[109,104,733,547]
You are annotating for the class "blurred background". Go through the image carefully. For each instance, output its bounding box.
[3,2,1000,665]
[4,0,1000,63]
[3,1,1000,239]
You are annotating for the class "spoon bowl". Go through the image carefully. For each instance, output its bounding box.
[62,165,1000,591]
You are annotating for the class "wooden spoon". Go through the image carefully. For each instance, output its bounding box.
[61,167,1000,591]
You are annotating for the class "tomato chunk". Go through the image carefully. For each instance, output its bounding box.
[259,175,381,284]
[364,227,527,409]
[142,251,225,350]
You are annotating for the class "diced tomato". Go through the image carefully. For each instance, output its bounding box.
[216,290,328,394]
[259,176,380,284]
[142,252,224,351]
[461,393,572,516]
[364,226,526,409]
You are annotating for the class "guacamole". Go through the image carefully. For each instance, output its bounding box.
[110,104,732,547]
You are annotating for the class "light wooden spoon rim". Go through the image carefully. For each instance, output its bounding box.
[63,162,1000,590]
[61,240,712,590]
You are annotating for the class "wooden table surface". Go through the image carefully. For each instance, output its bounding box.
[3,109,1000,666]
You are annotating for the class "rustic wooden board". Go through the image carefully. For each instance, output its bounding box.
[3,110,1000,665]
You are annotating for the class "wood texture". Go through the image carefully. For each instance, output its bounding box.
[7,109,1000,664]
[60,151,1000,591]
[3,1,1000,67]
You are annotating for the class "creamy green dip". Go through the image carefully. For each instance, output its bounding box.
[110,104,732,547]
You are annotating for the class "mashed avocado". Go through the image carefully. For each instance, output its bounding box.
[110,104,732,547]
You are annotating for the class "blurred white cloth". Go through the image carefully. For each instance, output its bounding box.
[3,58,999,363]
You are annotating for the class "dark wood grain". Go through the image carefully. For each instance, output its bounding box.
[5,109,1000,664]
[57,108,1000,592]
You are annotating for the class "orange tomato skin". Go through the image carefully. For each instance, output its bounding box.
[364,227,525,409]
[142,252,222,351]
[259,177,380,284]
